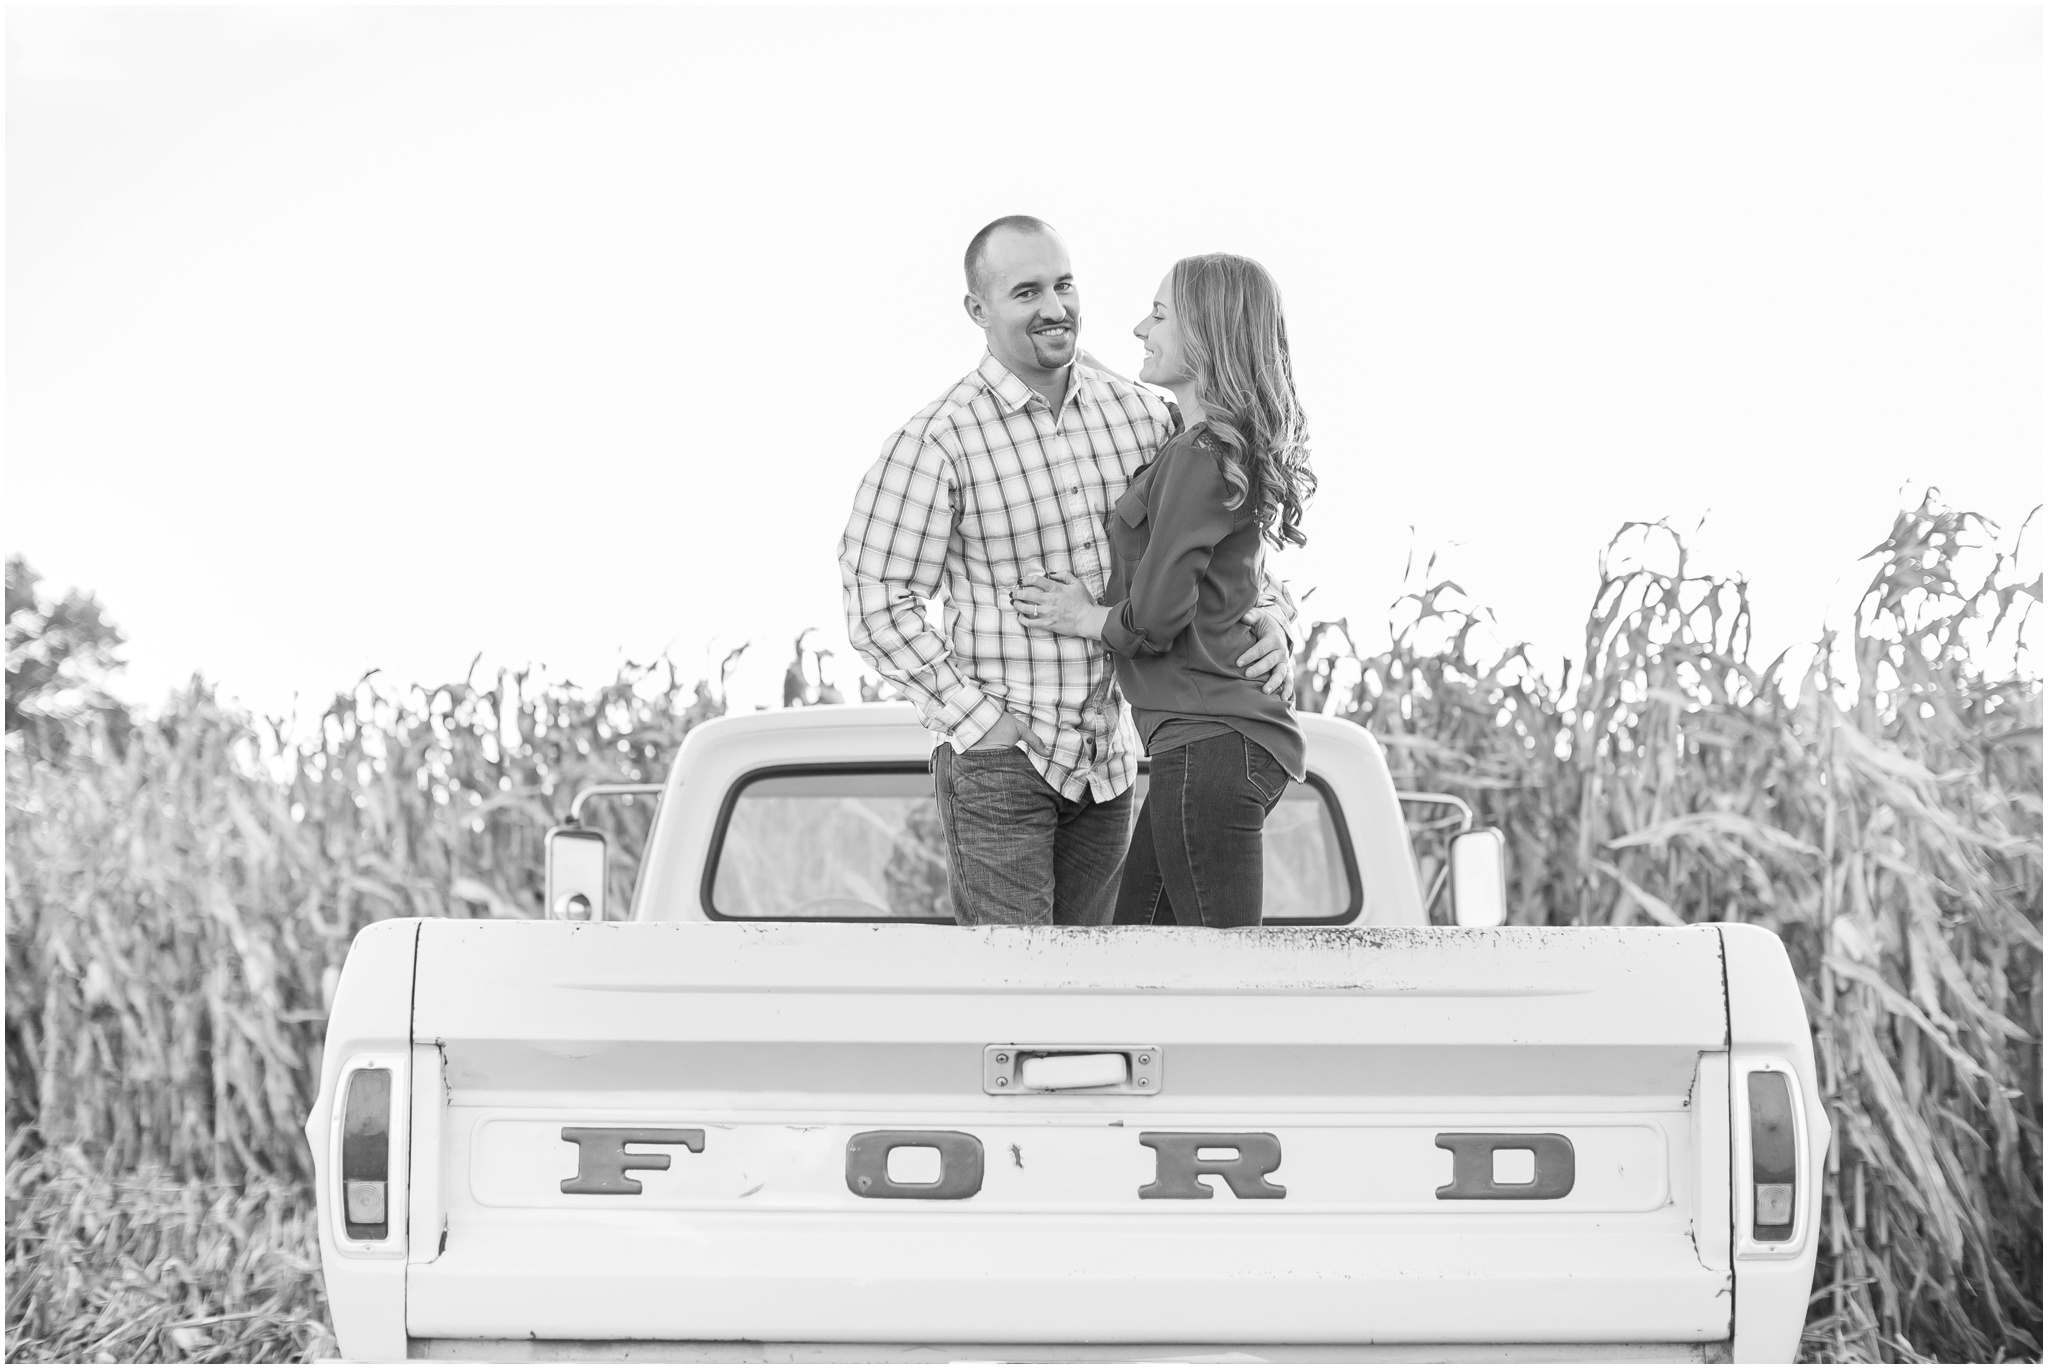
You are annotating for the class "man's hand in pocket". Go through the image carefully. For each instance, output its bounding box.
[971,712,1050,755]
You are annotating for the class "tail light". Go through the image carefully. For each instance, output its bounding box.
[1733,1058,1809,1258]
[1747,1070,1797,1242]
[342,1068,392,1240]
[329,1054,407,1256]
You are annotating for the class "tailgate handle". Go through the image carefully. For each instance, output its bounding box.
[1021,1053,1126,1090]
[984,1045,1162,1095]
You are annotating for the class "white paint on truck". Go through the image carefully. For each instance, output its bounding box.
[307,707,1829,1362]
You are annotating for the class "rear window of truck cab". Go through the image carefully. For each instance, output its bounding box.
[704,763,1360,924]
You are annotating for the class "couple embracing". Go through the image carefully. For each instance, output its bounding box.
[839,215,1315,929]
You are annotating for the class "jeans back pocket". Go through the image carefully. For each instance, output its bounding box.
[1244,736,1288,806]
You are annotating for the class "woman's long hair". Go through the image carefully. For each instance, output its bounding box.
[1170,253,1315,549]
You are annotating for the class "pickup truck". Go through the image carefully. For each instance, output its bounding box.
[306,703,1829,1362]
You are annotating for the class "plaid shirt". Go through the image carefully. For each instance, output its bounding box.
[841,353,1289,803]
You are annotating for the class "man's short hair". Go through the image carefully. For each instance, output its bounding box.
[964,215,1057,297]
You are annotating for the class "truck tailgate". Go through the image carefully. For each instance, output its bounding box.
[405,923,1734,1348]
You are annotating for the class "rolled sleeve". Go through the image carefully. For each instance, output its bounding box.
[945,693,1009,752]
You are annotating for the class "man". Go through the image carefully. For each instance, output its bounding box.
[839,215,1294,926]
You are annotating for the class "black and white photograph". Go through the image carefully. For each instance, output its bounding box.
[4,4,2040,1364]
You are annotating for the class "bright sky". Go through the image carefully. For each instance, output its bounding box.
[6,6,2041,725]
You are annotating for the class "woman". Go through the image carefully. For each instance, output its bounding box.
[1012,253,1314,927]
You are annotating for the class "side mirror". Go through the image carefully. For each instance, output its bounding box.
[544,826,609,921]
[1449,828,1508,928]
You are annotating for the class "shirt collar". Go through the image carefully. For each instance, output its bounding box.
[977,351,1094,416]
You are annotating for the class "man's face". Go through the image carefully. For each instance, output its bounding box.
[965,229,1080,377]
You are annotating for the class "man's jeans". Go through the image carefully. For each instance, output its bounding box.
[931,745,1134,926]
[1113,732,1289,928]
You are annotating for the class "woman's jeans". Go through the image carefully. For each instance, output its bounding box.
[1114,732,1289,928]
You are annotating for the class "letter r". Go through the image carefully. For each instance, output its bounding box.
[1138,1132,1286,1199]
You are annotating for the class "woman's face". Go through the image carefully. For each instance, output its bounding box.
[1133,271,1192,388]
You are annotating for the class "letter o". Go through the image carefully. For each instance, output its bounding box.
[845,1130,984,1200]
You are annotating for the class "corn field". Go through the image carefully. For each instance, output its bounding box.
[5,492,2040,1362]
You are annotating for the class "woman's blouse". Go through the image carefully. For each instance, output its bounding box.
[1099,428,1306,780]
